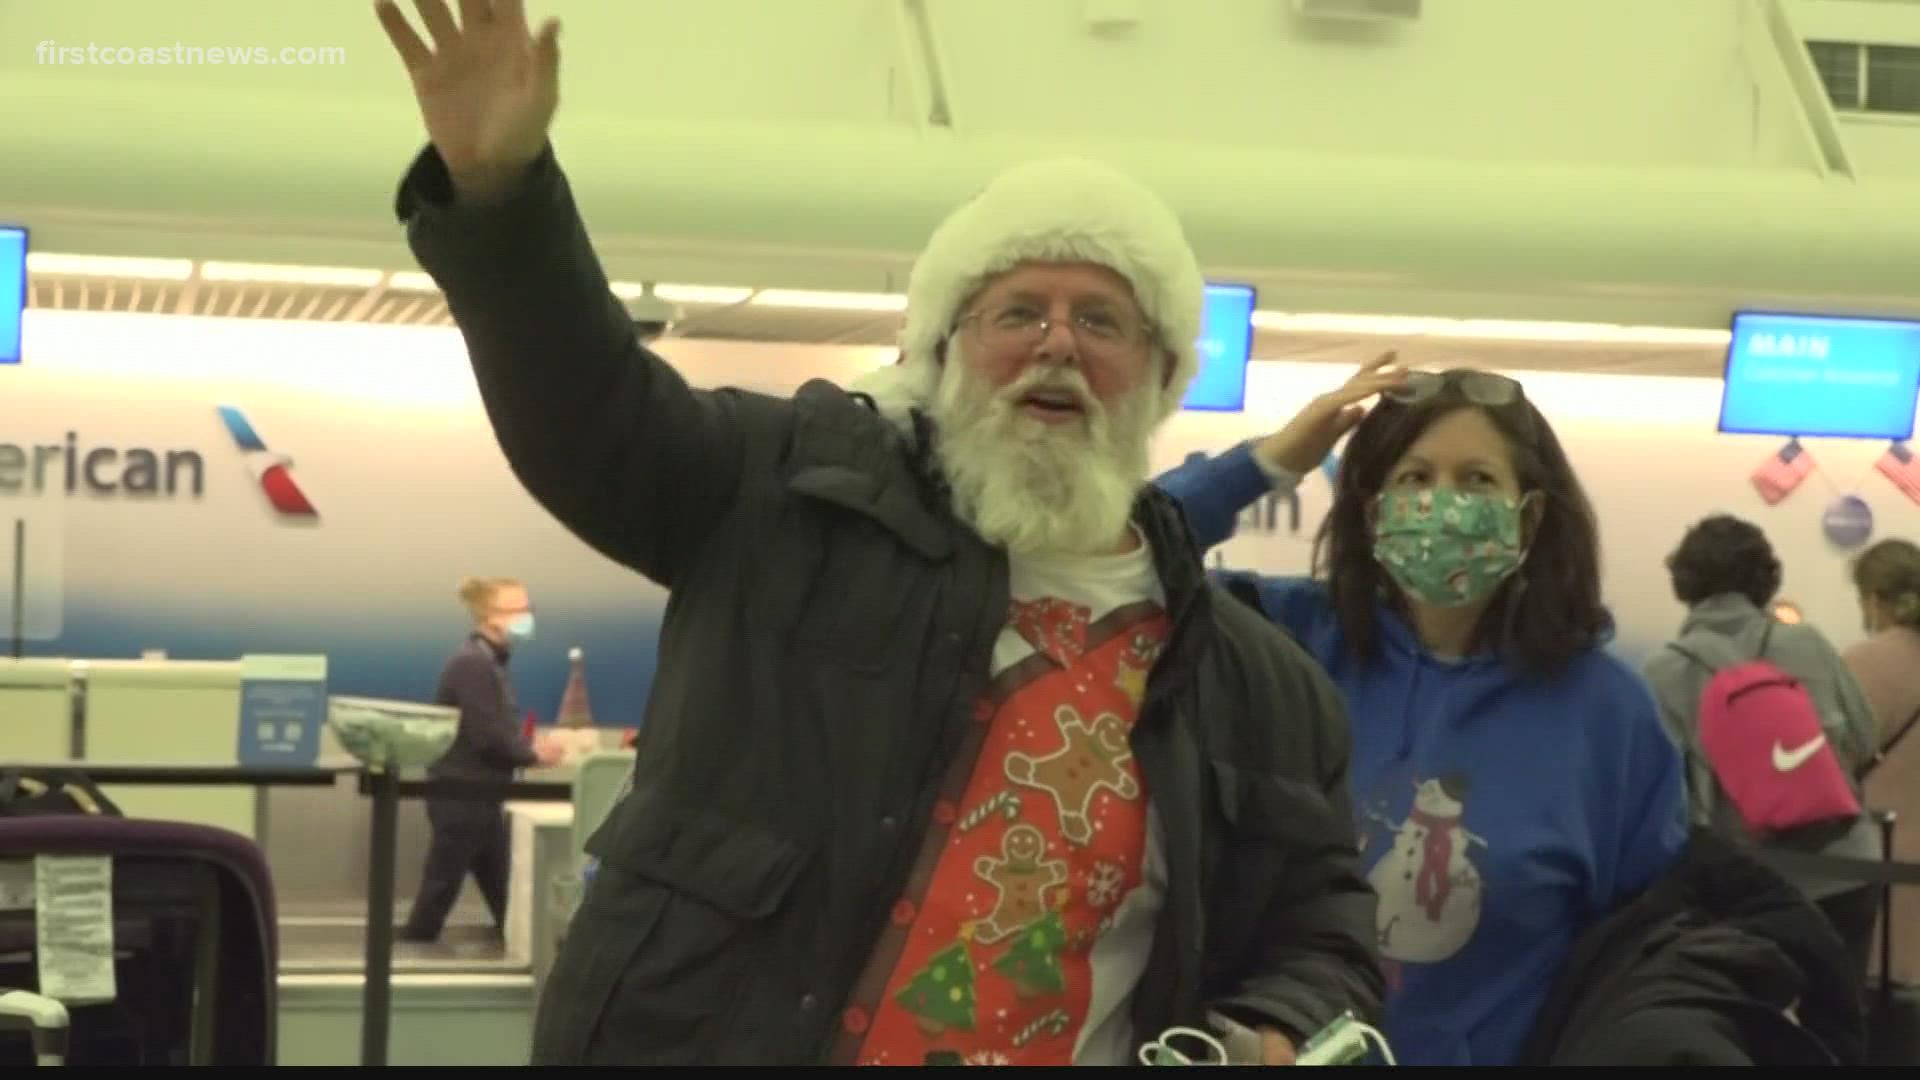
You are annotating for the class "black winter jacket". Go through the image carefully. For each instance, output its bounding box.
[394,145,1383,1066]
[1519,830,1866,1066]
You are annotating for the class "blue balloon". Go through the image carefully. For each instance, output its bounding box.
[1822,495,1874,550]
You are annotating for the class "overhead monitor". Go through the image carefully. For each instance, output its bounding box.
[1718,310,1920,441]
[0,226,23,365]
[1183,282,1257,412]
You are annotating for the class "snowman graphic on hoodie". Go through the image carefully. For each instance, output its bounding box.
[1368,775,1485,965]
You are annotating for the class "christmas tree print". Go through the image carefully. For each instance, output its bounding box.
[993,909,1068,999]
[893,941,976,1037]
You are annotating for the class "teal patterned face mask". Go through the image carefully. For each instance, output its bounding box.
[1372,488,1531,609]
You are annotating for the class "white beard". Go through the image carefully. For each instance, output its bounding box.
[929,359,1159,557]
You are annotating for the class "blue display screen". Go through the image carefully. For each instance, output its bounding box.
[1182,283,1257,412]
[0,226,23,365]
[1719,311,1920,440]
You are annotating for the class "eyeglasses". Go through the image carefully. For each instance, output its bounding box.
[1385,369,1524,408]
[1383,369,1537,443]
[955,302,1153,356]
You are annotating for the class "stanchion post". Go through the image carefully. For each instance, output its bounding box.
[10,518,25,659]
[360,766,400,1067]
[1879,810,1897,1016]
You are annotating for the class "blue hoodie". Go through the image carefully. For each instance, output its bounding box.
[1156,443,1688,1067]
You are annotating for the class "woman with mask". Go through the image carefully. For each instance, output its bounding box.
[1842,539,1920,989]
[1154,357,1687,1066]
[400,575,562,944]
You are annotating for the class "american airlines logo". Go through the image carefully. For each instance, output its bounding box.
[0,406,318,520]
[216,406,318,518]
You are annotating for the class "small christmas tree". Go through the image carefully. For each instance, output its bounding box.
[555,646,596,729]
[893,941,976,1037]
[993,910,1067,999]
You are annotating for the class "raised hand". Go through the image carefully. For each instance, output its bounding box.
[1258,351,1407,476]
[374,0,561,202]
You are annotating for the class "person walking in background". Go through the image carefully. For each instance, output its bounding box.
[401,574,561,944]
[1641,516,1881,987]
[1844,539,1920,990]
[1155,359,1688,1066]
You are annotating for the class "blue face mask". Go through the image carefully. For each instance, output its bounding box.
[504,613,536,641]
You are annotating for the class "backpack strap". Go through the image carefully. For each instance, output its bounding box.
[1665,641,1716,675]
[1668,619,1777,674]
[1863,703,1920,779]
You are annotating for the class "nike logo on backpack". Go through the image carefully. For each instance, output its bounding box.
[1772,735,1827,772]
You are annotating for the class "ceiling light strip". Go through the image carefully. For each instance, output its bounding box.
[25,252,1736,346]
[386,271,439,293]
[655,283,755,306]
[1251,311,1730,347]
[752,289,908,313]
[26,253,195,281]
[200,261,385,288]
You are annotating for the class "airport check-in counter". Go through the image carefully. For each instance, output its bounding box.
[4,657,633,1001]
[507,749,634,994]
[83,659,258,837]
[0,657,355,840]
[0,656,447,922]
[0,658,76,762]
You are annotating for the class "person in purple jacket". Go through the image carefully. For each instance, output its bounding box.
[1155,355,1688,1066]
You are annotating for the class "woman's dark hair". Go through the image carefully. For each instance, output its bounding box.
[1852,538,1920,630]
[1665,515,1781,609]
[1311,373,1609,681]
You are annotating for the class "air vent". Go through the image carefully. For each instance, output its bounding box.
[28,276,455,326]
[1807,40,1920,115]
[21,270,906,343]
[29,276,187,317]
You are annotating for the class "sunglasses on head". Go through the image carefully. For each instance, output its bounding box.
[1384,369,1525,409]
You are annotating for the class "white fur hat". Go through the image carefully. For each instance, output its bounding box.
[855,157,1206,424]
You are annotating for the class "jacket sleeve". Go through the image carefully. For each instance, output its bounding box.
[444,653,538,770]
[396,144,769,588]
[1597,685,1690,913]
[1152,441,1284,552]
[1208,660,1385,1044]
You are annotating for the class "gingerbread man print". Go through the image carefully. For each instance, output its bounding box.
[972,824,1069,944]
[1005,705,1141,846]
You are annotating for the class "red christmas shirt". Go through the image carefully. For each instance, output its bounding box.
[850,590,1169,1067]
